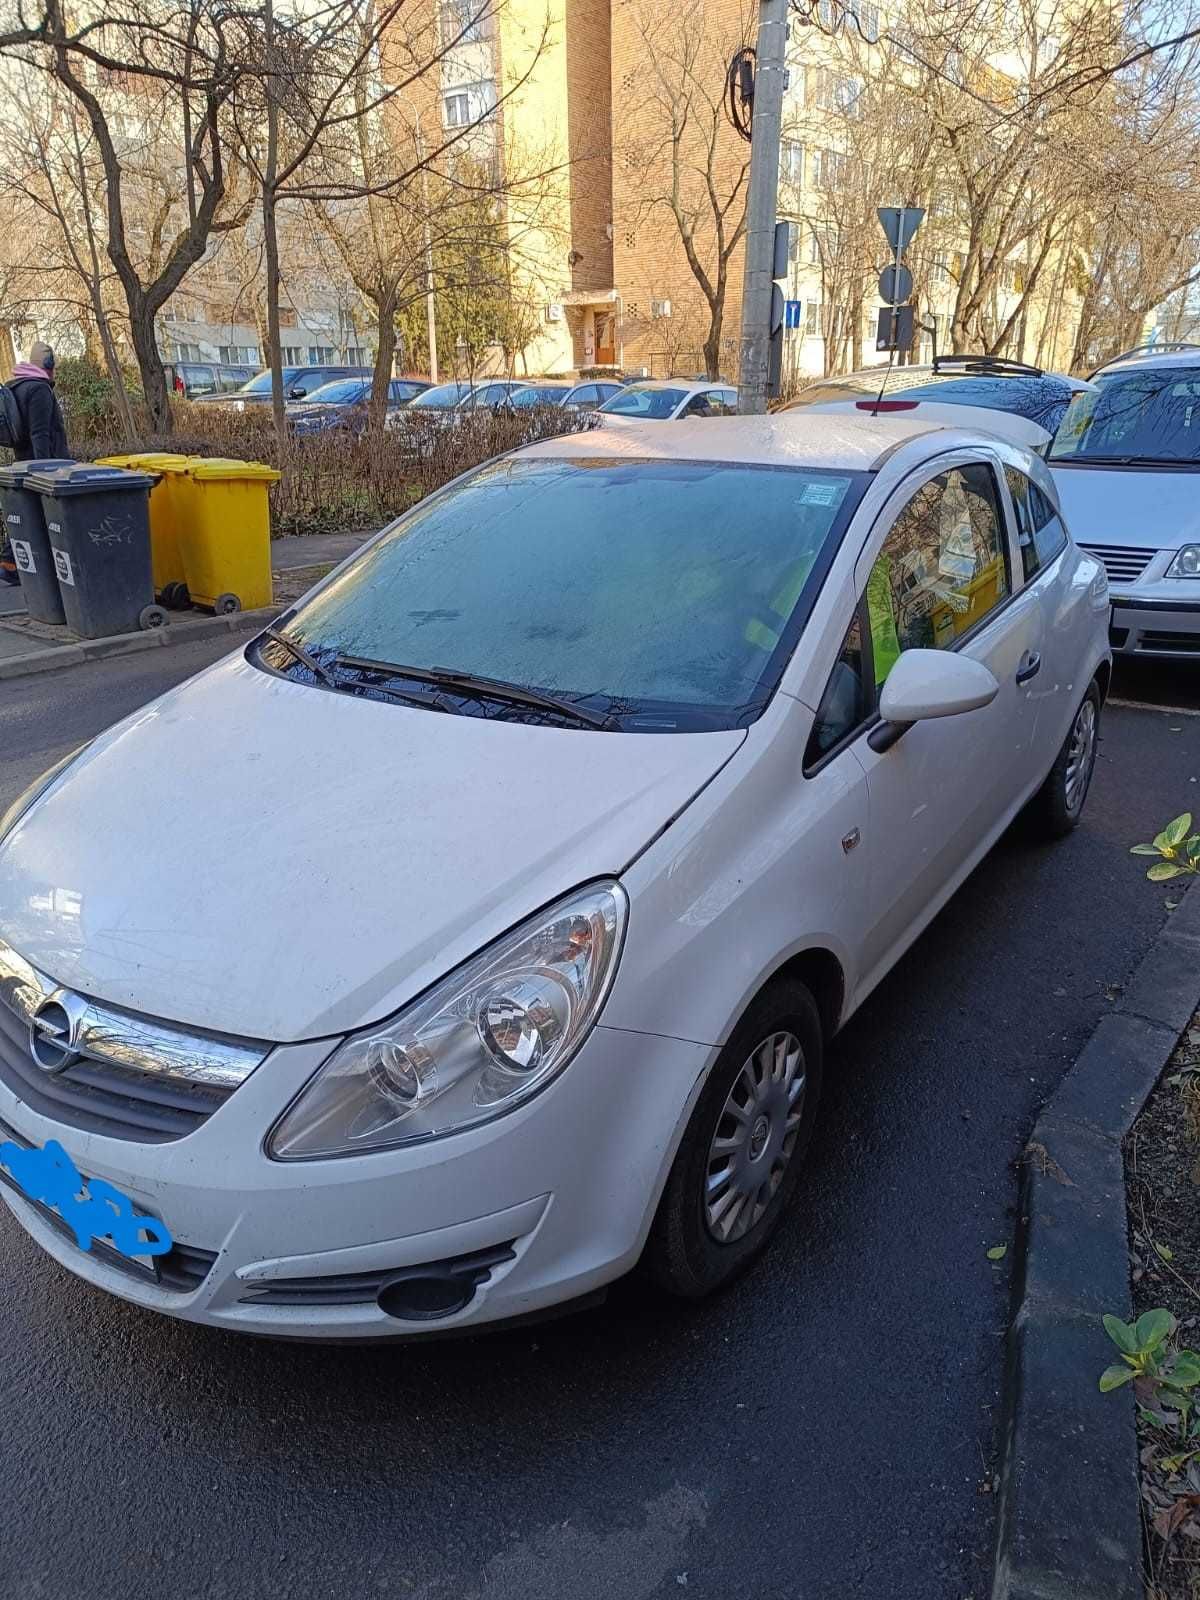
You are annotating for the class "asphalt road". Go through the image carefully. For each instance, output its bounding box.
[1,637,1198,1600]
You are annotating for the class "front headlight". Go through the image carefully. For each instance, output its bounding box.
[1167,545,1200,579]
[268,882,628,1159]
[0,745,88,850]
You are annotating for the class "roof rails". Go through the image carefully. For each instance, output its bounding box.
[1089,341,1200,378]
[931,354,1045,378]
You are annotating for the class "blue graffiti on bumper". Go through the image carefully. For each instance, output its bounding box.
[0,1137,173,1257]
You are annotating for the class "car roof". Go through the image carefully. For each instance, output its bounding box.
[1094,345,1200,377]
[520,411,968,471]
[783,361,1091,399]
[620,378,732,395]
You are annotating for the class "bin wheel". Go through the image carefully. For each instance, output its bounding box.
[139,604,169,631]
[161,581,191,610]
[214,593,241,615]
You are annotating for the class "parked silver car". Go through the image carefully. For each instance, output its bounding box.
[1049,343,1200,658]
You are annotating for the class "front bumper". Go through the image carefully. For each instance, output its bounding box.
[0,1024,712,1340]
[1109,595,1200,657]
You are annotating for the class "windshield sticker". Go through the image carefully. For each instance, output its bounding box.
[0,1136,174,1259]
[800,480,847,507]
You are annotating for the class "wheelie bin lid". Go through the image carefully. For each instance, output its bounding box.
[25,463,156,497]
[187,457,282,483]
[0,457,77,490]
[97,452,194,476]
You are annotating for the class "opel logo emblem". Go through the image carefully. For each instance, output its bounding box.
[29,995,83,1074]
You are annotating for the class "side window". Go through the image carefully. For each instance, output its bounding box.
[804,615,867,768]
[684,393,716,417]
[568,385,597,408]
[1005,466,1068,581]
[866,462,1010,686]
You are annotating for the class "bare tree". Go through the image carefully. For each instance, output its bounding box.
[621,0,752,379]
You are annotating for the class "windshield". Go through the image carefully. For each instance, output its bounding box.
[299,379,365,404]
[599,385,688,419]
[240,369,299,395]
[794,371,1079,433]
[271,457,866,732]
[1050,368,1200,465]
[409,382,472,409]
[509,387,569,408]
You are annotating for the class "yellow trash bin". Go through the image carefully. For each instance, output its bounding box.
[177,458,281,615]
[96,451,195,606]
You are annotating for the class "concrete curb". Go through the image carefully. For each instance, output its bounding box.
[0,606,276,681]
[992,880,1200,1600]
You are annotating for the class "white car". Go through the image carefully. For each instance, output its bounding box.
[595,378,738,421]
[0,414,1109,1340]
[1049,342,1200,657]
[780,356,1094,454]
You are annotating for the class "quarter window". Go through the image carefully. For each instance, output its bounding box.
[1004,467,1067,581]
[805,614,867,766]
[867,463,1010,685]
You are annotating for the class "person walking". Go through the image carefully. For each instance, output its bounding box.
[1,341,69,586]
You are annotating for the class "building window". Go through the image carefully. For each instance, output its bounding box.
[847,0,879,41]
[811,148,847,190]
[442,80,495,129]
[781,139,805,189]
[308,346,337,364]
[219,344,258,364]
[440,0,490,44]
[805,300,823,337]
[174,341,201,362]
[281,345,303,365]
[343,347,368,365]
[809,69,860,113]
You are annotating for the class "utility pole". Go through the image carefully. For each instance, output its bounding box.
[415,115,438,384]
[737,0,789,415]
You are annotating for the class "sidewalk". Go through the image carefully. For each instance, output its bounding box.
[0,530,372,678]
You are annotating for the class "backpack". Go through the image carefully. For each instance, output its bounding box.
[0,382,24,450]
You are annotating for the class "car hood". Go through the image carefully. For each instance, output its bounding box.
[0,652,743,1043]
[1050,461,1200,550]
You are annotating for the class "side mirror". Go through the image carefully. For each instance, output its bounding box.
[870,649,1000,753]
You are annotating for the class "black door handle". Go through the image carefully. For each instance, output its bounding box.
[1016,651,1042,685]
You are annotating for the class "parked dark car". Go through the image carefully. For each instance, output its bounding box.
[286,378,430,436]
[166,361,258,399]
[561,380,625,412]
[194,366,371,409]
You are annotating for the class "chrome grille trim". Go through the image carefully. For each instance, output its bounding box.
[1077,543,1155,584]
[0,936,267,1090]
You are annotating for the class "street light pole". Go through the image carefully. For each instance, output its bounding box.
[415,114,439,384]
[737,0,789,414]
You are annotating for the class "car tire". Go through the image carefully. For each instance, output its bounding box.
[1028,680,1102,839]
[645,976,823,1300]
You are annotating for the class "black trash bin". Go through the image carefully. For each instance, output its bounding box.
[0,458,77,624]
[25,465,168,640]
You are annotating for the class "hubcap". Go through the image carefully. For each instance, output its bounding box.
[1064,699,1097,814]
[704,1031,806,1245]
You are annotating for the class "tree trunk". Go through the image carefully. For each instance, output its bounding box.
[129,293,170,433]
[263,0,286,444]
[263,186,286,442]
[703,306,722,380]
[368,298,396,434]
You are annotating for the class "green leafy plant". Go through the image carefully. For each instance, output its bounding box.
[1131,814,1200,880]
[1101,1309,1200,1433]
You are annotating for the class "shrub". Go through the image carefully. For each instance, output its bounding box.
[71,398,591,538]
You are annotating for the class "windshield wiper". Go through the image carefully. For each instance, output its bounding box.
[333,654,613,729]
[262,626,339,690]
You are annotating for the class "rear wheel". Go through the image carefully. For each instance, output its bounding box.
[645,977,823,1299]
[1028,681,1101,838]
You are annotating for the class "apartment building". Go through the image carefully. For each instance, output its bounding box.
[425,0,1084,381]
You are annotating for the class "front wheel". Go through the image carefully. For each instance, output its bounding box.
[645,977,823,1299]
[1028,681,1101,839]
